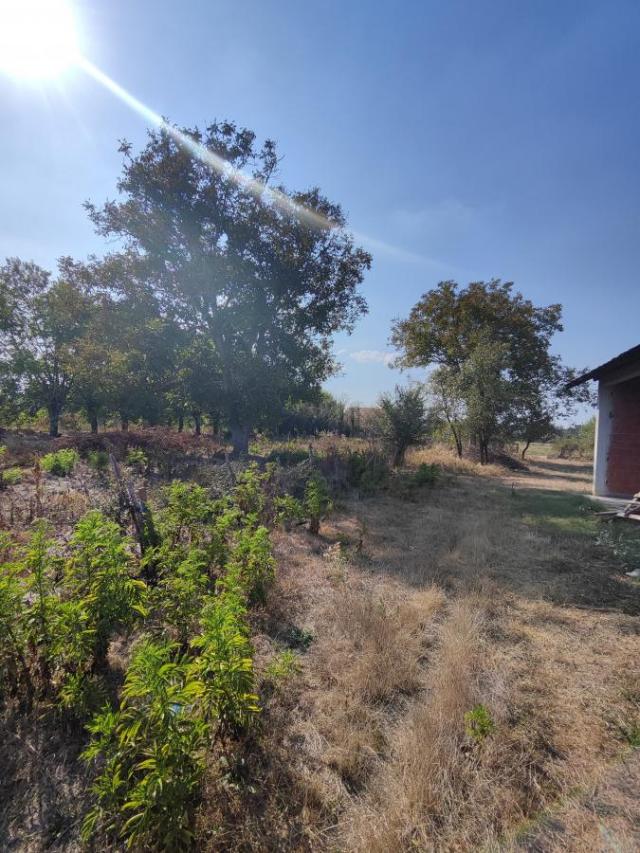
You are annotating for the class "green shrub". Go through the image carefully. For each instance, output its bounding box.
[413,462,440,487]
[2,467,23,485]
[126,447,148,471]
[224,524,276,605]
[266,447,310,466]
[82,639,208,850]
[346,450,389,493]
[41,448,79,476]
[379,385,430,466]
[156,549,211,646]
[274,494,305,528]
[304,473,333,535]
[464,704,496,742]
[265,649,301,683]
[87,449,109,471]
[233,462,275,521]
[191,592,259,732]
[65,511,147,663]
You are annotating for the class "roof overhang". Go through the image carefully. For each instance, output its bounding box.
[565,343,640,389]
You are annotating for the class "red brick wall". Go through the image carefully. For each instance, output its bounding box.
[607,376,640,497]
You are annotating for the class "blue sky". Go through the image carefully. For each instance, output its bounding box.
[1,0,639,406]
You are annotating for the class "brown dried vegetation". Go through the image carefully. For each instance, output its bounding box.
[1,435,639,851]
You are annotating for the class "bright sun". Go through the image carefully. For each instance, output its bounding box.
[0,0,79,79]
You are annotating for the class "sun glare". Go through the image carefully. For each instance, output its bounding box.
[0,0,79,79]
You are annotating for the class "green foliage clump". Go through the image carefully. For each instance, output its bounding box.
[346,449,389,493]
[232,462,275,522]
[155,549,211,646]
[305,473,333,535]
[0,453,292,848]
[191,593,259,731]
[82,639,208,850]
[65,511,147,662]
[265,649,301,683]
[0,514,147,713]
[2,466,23,485]
[413,462,440,487]
[126,446,148,471]
[41,448,79,476]
[378,385,430,467]
[274,494,305,528]
[552,418,595,460]
[225,525,276,605]
[464,704,496,742]
[87,449,109,471]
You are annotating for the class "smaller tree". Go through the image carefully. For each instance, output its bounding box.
[458,339,513,464]
[0,260,91,436]
[378,385,430,467]
[427,366,466,457]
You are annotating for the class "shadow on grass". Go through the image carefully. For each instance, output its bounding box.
[530,459,593,477]
[512,489,600,538]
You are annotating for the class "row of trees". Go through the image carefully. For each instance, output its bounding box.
[0,121,371,452]
[390,280,593,462]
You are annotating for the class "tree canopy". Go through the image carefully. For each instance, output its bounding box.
[393,280,588,461]
[85,121,371,451]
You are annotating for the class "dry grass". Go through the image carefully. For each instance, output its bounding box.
[2,433,638,851]
[240,443,640,853]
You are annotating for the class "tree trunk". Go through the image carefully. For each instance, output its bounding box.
[230,423,250,457]
[89,411,99,435]
[193,411,202,436]
[521,439,531,460]
[120,417,129,432]
[393,445,406,468]
[449,421,462,459]
[48,405,61,438]
[177,413,184,433]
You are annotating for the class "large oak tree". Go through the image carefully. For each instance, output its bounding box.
[86,121,371,453]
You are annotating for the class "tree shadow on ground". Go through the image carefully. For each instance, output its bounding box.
[338,481,640,618]
[530,459,593,477]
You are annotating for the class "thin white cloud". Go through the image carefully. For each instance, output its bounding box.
[350,350,395,366]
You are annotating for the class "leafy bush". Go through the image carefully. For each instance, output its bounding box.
[2,466,23,485]
[225,525,276,605]
[126,447,148,471]
[41,448,79,476]
[65,511,147,663]
[378,385,430,467]
[233,462,275,522]
[412,462,440,487]
[156,549,211,646]
[82,639,208,850]
[264,446,309,466]
[552,418,595,459]
[305,473,333,535]
[191,592,259,732]
[87,449,109,471]
[274,494,305,528]
[464,704,496,742]
[346,449,389,493]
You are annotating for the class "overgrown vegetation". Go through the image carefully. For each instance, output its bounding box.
[41,447,79,476]
[0,457,309,849]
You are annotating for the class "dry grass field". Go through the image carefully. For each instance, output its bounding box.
[243,447,640,852]
[1,436,639,851]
